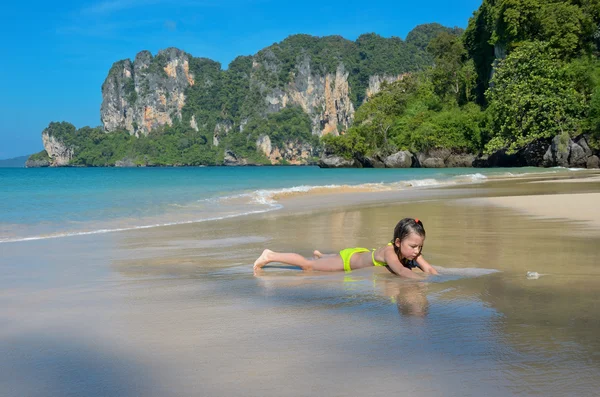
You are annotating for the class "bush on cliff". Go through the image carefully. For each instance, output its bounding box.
[27,150,50,162]
[485,41,586,154]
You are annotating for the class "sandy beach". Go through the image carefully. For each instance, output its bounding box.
[467,193,600,230]
[1,169,600,396]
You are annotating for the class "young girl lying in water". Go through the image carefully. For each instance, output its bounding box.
[253,218,438,279]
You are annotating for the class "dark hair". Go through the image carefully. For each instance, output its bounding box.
[391,218,426,266]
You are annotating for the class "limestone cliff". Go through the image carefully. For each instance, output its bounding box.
[42,128,74,166]
[97,32,433,165]
[101,48,194,136]
[256,134,313,165]
[365,74,406,100]
[258,57,355,136]
[101,50,402,141]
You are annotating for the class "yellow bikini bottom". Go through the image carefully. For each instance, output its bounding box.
[339,247,387,272]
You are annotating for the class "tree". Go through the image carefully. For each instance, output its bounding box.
[485,41,586,153]
[406,23,464,51]
[427,32,476,104]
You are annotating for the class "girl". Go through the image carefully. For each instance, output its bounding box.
[253,218,438,279]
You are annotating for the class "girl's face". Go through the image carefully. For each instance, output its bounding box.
[395,232,425,260]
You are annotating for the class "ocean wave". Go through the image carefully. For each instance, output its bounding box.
[0,207,277,244]
[222,173,491,205]
[403,178,442,187]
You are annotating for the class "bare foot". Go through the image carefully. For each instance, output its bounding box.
[313,250,323,259]
[253,249,273,270]
[253,267,265,277]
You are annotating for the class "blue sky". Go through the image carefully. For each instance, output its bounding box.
[0,0,482,159]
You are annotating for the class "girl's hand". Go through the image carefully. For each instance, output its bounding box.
[415,255,438,275]
[384,249,424,279]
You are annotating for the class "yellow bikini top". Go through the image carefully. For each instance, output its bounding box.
[371,243,392,267]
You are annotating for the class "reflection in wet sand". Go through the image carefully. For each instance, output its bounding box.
[379,279,430,317]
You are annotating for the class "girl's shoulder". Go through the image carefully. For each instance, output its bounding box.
[378,243,395,255]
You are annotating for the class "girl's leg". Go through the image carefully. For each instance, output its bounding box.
[313,250,338,259]
[254,249,344,271]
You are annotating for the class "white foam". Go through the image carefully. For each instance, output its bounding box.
[463,173,487,181]
[404,178,442,187]
[495,169,560,178]
[0,207,278,244]
[217,170,520,208]
[552,166,586,171]
[218,185,335,206]
[434,266,500,278]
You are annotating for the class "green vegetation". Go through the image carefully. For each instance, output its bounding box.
[38,107,318,166]
[323,0,600,160]
[27,150,50,162]
[237,106,318,152]
[252,31,434,106]
[324,28,484,158]
[406,23,464,51]
[485,41,586,153]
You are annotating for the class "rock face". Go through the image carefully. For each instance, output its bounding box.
[115,158,136,167]
[445,153,476,168]
[98,44,415,165]
[414,149,475,168]
[587,155,600,168]
[260,58,355,136]
[322,149,476,169]
[474,134,600,168]
[542,134,594,168]
[383,151,414,168]
[213,121,233,146]
[365,74,405,100]
[42,129,74,166]
[101,49,398,141]
[25,158,50,168]
[256,134,314,165]
[223,150,248,166]
[318,155,360,168]
[101,48,195,136]
[260,63,402,137]
[319,131,600,169]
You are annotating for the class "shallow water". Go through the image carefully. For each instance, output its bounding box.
[1,175,600,396]
[0,166,567,243]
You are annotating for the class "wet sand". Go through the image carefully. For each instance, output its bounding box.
[1,170,600,396]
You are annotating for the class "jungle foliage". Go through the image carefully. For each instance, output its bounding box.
[323,0,600,159]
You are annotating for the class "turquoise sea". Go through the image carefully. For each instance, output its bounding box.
[0,166,563,243]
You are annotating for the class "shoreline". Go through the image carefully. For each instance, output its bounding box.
[273,168,600,220]
[2,167,599,244]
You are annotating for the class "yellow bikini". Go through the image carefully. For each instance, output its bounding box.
[339,243,391,272]
[339,248,370,272]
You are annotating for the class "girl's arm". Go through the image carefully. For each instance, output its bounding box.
[415,255,438,275]
[384,250,424,279]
